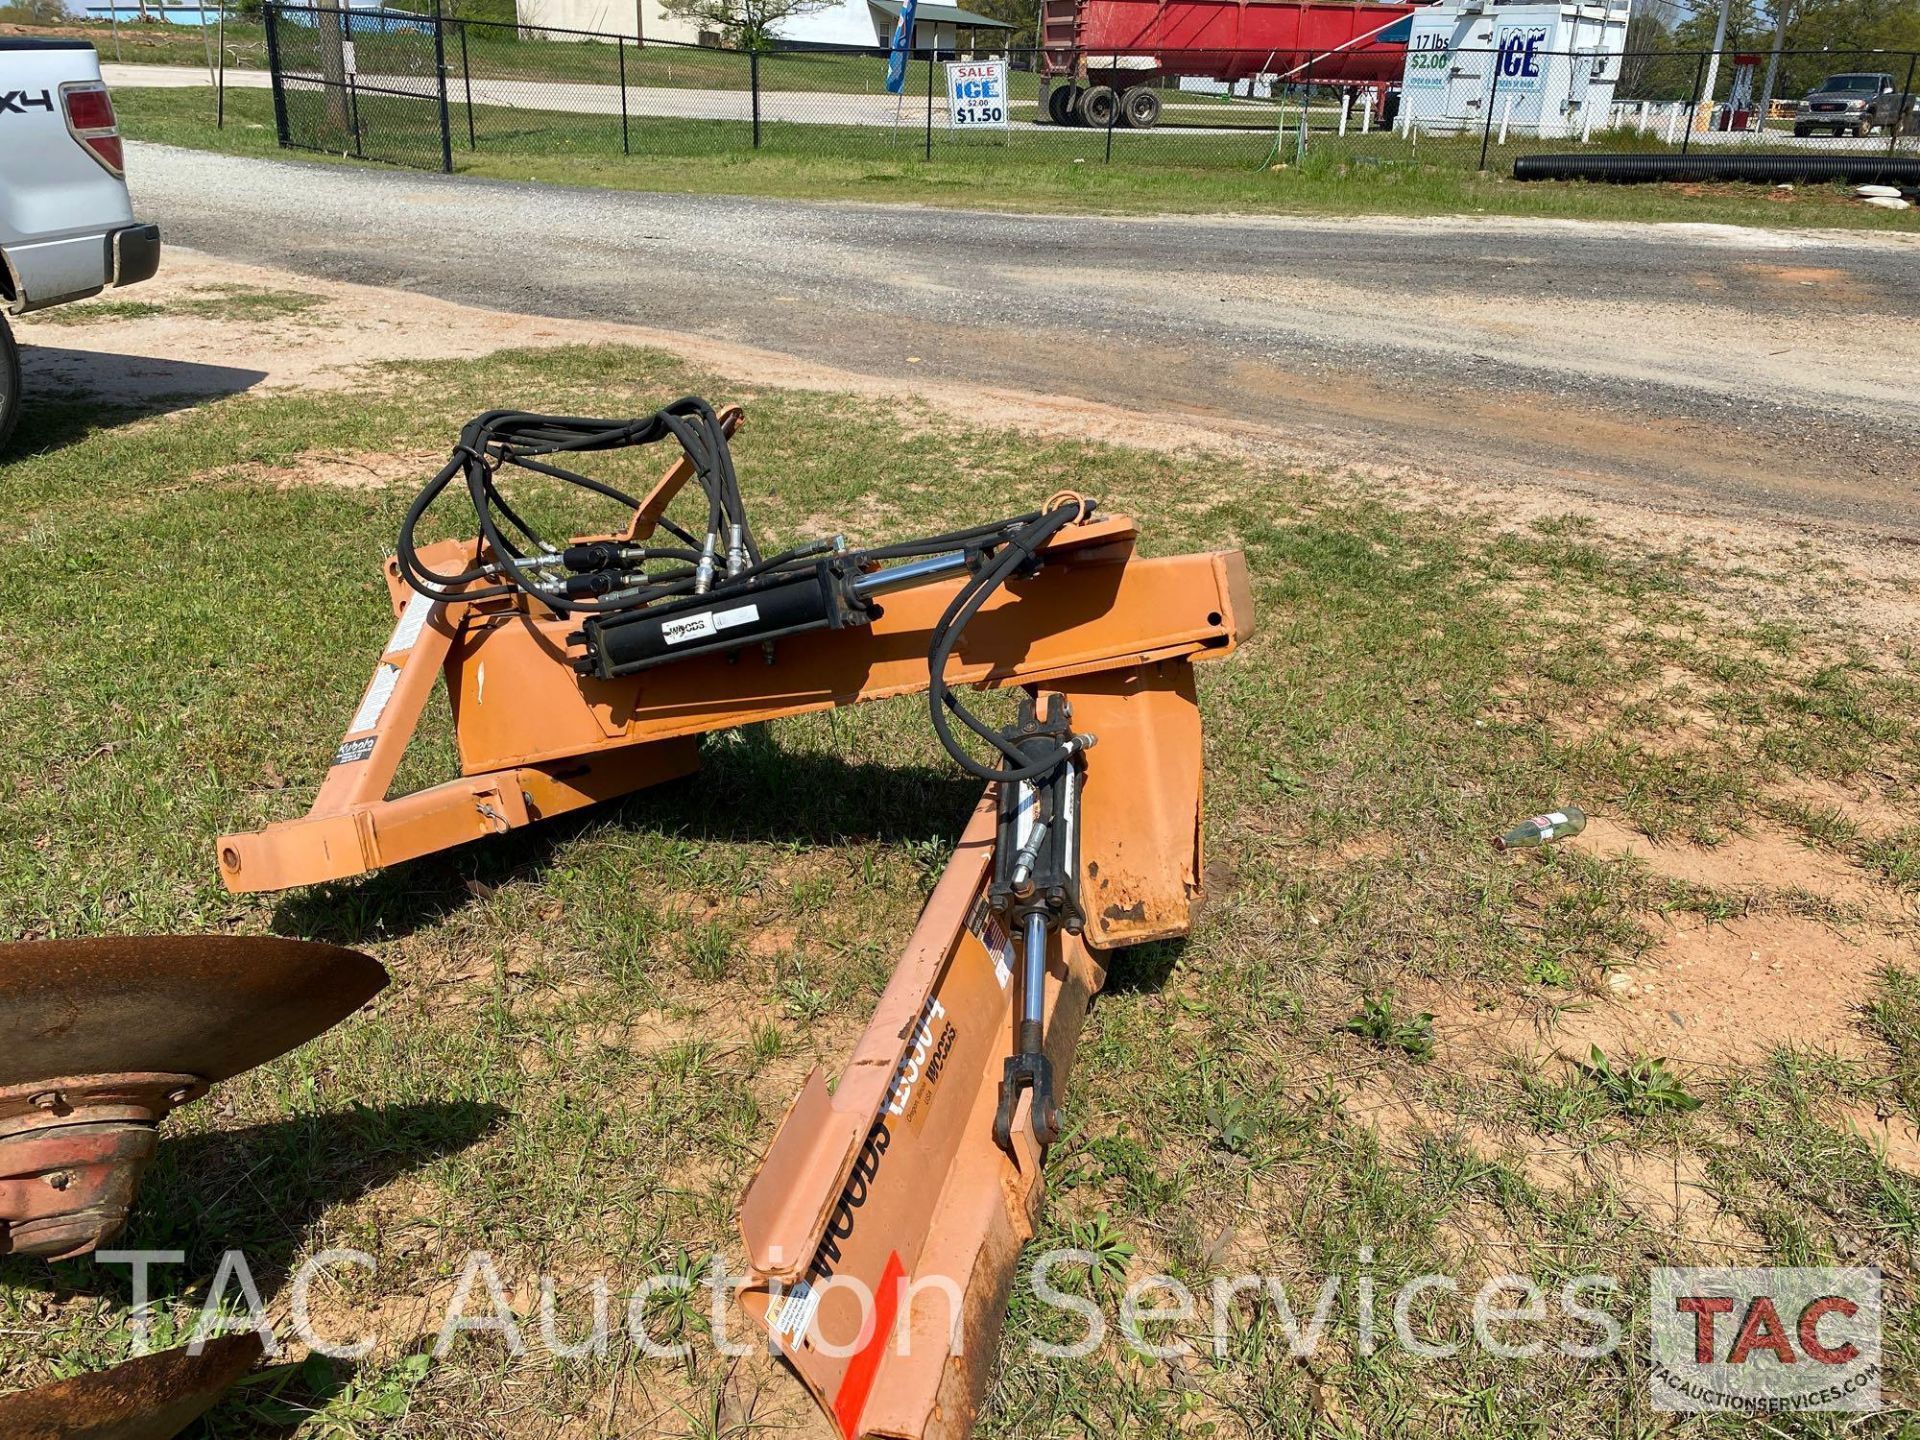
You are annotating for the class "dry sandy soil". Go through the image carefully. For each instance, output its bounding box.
[22,246,1920,639]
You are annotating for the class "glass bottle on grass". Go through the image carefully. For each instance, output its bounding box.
[1495,805,1587,852]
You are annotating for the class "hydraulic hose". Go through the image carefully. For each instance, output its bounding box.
[397,396,1094,785]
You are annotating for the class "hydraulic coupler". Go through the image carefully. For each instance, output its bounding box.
[990,692,1089,1151]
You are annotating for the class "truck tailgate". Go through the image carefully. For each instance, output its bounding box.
[0,39,138,309]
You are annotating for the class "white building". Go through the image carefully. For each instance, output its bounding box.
[515,0,704,46]
[780,0,1011,53]
[1398,0,1630,139]
[515,0,1009,51]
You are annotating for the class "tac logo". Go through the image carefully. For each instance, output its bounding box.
[1651,1268,1882,1413]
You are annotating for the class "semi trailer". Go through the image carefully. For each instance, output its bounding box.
[1038,0,1417,128]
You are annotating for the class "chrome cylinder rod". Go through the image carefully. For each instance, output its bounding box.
[850,550,971,599]
[1022,910,1049,1030]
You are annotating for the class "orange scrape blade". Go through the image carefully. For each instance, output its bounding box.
[736,800,1106,1440]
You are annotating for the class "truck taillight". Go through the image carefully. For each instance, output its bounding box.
[60,81,125,179]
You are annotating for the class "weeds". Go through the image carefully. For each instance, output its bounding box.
[1578,1046,1703,1117]
[1340,993,1437,1062]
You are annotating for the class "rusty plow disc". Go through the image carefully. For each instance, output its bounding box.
[0,935,387,1260]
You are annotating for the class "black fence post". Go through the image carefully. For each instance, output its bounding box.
[348,73,363,158]
[1479,46,1503,170]
[433,5,453,174]
[264,3,290,148]
[925,49,935,161]
[750,48,761,149]
[618,34,630,155]
[459,20,475,148]
[1105,74,1117,160]
[1892,52,1917,157]
[1680,50,1707,156]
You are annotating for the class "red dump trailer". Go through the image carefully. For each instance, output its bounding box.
[1039,0,1418,128]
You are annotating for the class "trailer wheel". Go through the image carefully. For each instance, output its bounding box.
[0,315,18,456]
[1077,85,1117,129]
[1047,83,1078,127]
[1120,86,1161,129]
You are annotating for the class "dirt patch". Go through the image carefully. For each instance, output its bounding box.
[1736,262,1872,304]
[747,923,795,958]
[1316,833,1398,870]
[10,250,601,398]
[1766,775,1916,837]
[232,449,446,491]
[1833,1102,1920,1175]
[1571,813,1890,913]
[1341,1075,1763,1253]
[1602,1146,1763,1250]
[1530,914,1892,1069]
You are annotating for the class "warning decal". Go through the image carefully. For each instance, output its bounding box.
[969,896,1013,990]
[347,663,401,735]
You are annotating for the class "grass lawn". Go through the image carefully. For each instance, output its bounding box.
[0,285,1916,1434]
[120,83,1920,228]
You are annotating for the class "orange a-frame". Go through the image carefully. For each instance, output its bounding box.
[216,411,1252,901]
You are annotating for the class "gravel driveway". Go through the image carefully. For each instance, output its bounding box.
[123,141,1920,537]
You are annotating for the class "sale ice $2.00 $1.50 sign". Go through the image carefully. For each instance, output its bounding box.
[946,61,1009,128]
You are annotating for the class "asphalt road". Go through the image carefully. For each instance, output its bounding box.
[125,141,1920,537]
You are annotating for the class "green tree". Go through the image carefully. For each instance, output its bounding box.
[1671,0,1920,102]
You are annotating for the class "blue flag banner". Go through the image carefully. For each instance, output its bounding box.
[885,0,918,94]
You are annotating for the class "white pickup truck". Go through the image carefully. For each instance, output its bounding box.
[0,38,161,451]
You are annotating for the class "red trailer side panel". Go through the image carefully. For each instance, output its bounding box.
[1051,0,1416,84]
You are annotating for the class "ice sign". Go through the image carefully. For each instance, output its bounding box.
[946,61,1010,128]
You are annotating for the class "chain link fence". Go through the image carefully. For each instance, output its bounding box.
[263,7,1919,180]
[268,3,451,169]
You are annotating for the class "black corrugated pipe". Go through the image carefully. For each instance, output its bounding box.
[1513,152,1920,185]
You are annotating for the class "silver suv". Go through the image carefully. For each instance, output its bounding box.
[1794,72,1916,138]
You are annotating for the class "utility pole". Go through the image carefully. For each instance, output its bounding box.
[1756,0,1792,130]
[1696,0,1733,130]
[318,0,352,137]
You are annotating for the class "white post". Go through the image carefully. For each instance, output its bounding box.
[1498,95,1512,144]
[1698,0,1733,133]
[1339,90,1352,135]
[1582,99,1595,141]
[1361,89,1373,132]
[1757,0,1793,135]
[1665,100,1681,142]
[199,0,218,90]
